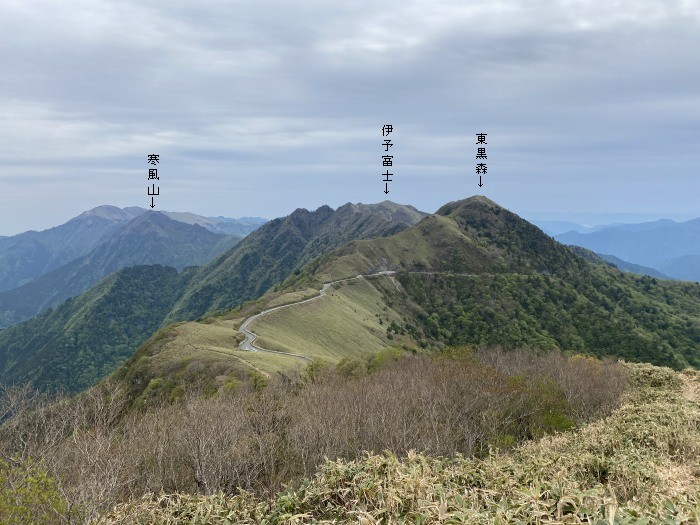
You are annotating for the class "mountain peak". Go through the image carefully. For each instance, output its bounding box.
[435,195,501,217]
[334,201,427,225]
[288,204,333,216]
[312,195,579,282]
[76,205,145,222]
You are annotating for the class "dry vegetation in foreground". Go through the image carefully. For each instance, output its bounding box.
[1,350,697,524]
[100,363,700,524]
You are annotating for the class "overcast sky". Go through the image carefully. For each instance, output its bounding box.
[1,0,698,235]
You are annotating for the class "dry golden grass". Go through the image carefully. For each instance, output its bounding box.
[264,289,320,309]
[145,318,304,379]
[251,277,411,362]
[681,368,700,403]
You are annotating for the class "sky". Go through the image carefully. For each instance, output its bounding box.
[1,0,699,235]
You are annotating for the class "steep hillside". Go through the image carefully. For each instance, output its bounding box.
[0,201,425,393]
[253,197,700,369]
[119,197,700,405]
[0,212,240,327]
[165,201,426,322]
[0,205,144,291]
[252,276,406,363]
[0,265,196,393]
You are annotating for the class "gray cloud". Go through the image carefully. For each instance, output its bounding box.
[0,0,698,233]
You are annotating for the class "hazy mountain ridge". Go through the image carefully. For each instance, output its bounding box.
[0,205,264,298]
[0,206,266,328]
[658,254,700,282]
[556,217,700,281]
[0,212,241,328]
[0,205,144,292]
[530,220,593,236]
[596,253,671,279]
[159,211,266,237]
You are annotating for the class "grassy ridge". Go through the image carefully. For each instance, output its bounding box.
[110,284,350,404]
[98,364,700,524]
[113,316,305,405]
[285,197,700,370]
[116,276,409,406]
[253,277,410,362]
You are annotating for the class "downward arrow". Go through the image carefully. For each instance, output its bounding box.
[384,183,389,194]
[150,197,155,209]
[478,176,484,188]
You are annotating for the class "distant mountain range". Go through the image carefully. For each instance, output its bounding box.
[0,201,426,392]
[595,254,671,280]
[531,220,601,236]
[158,211,266,237]
[0,206,267,328]
[0,197,698,396]
[0,206,266,293]
[556,218,700,282]
[0,212,242,327]
[0,206,143,292]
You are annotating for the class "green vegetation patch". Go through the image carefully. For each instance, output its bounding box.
[397,269,700,369]
[0,458,69,525]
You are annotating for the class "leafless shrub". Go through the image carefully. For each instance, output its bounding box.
[475,347,628,421]
[0,348,628,522]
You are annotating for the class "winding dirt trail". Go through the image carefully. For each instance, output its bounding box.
[237,271,396,361]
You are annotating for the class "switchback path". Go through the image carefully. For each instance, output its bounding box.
[238,271,396,362]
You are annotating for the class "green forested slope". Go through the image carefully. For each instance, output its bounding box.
[396,270,700,368]
[278,196,700,369]
[0,212,239,327]
[165,201,425,322]
[0,265,196,392]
